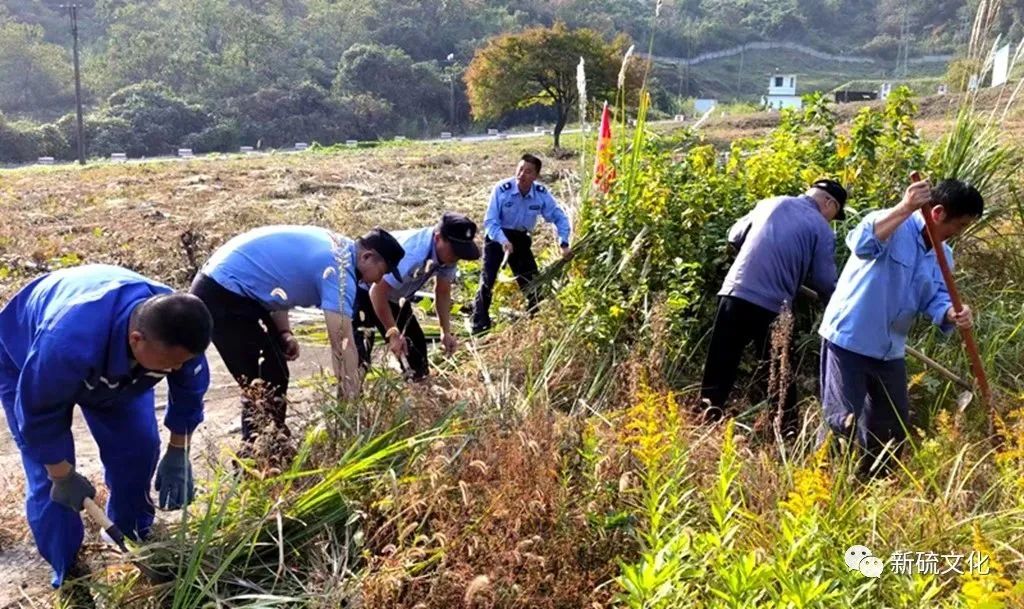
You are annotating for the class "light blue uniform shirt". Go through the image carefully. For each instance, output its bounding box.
[483,178,571,246]
[203,225,358,318]
[720,195,837,313]
[0,265,209,464]
[819,210,955,360]
[382,227,457,303]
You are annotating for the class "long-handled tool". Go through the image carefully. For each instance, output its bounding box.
[82,497,171,583]
[904,345,975,412]
[909,171,995,422]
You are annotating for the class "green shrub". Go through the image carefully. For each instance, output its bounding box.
[101,81,211,155]
[563,88,928,383]
[34,122,69,159]
[182,119,241,153]
[0,115,41,163]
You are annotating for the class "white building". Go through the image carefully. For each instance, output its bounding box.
[763,74,802,110]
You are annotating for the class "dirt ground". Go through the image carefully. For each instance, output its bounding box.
[0,339,334,608]
[0,138,583,301]
[0,138,584,607]
[696,88,1024,146]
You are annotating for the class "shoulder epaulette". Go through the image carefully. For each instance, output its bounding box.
[500,180,514,191]
[535,184,547,193]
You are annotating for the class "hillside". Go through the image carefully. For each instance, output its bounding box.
[2,0,1019,123]
[653,46,949,102]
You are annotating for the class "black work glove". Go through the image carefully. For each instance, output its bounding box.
[49,469,96,512]
[155,445,195,509]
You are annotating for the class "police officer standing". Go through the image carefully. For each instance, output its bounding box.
[819,178,979,477]
[471,154,572,334]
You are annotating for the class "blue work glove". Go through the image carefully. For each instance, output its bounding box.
[49,469,96,511]
[154,445,194,509]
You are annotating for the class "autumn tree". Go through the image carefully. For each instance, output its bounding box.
[465,22,629,148]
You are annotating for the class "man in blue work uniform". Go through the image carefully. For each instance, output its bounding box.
[471,154,572,334]
[700,179,845,433]
[354,212,481,380]
[190,226,404,444]
[0,264,213,598]
[819,178,979,477]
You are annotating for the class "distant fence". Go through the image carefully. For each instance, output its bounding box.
[649,42,954,67]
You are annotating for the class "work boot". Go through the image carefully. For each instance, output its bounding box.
[696,398,724,424]
[59,559,96,609]
[777,404,801,441]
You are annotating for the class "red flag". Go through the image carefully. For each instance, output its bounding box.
[593,101,614,193]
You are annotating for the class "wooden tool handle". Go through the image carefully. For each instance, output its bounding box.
[82,497,111,527]
[909,171,993,406]
[904,345,972,390]
[911,171,966,311]
[83,497,128,552]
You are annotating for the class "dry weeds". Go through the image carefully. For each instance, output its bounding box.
[360,406,627,609]
[0,141,579,301]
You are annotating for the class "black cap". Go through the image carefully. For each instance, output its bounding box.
[437,212,481,261]
[811,178,848,220]
[360,227,405,281]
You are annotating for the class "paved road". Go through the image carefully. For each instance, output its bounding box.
[3,119,689,171]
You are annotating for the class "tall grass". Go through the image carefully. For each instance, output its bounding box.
[68,8,1024,608]
[89,387,456,608]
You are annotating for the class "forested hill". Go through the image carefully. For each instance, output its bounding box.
[8,0,1018,64]
[3,1,1018,118]
[0,0,1018,163]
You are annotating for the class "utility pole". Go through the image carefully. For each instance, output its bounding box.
[896,0,910,78]
[685,34,692,99]
[62,4,86,165]
[446,53,457,133]
[737,47,745,98]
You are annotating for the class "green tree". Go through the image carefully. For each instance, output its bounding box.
[99,81,210,155]
[333,43,447,133]
[363,0,510,61]
[298,0,375,85]
[0,21,73,116]
[92,0,309,99]
[224,81,393,146]
[465,22,629,148]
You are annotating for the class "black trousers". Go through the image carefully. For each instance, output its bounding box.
[700,295,798,427]
[471,229,540,331]
[353,288,429,379]
[190,274,290,442]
